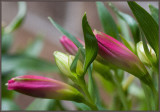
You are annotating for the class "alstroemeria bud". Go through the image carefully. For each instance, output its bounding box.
[94,30,152,85]
[137,41,157,65]
[54,51,83,80]
[60,36,84,55]
[7,75,84,102]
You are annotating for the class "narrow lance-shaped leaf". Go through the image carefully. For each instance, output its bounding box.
[109,3,140,44]
[2,54,59,74]
[88,65,103,110]
[149,4,159,24]
[96,2,119,39]
[5,2,27,33]
[128,1,159,57]
[82,13,98,75]
[48,17,83,48]
[70,47,82,73]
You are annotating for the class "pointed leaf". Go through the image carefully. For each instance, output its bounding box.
[70,47,82,73]
[82,13,98,75]
[109,3,140,44]
[128,1,159,57]
[48,17,83,48]
[96,2,119,39]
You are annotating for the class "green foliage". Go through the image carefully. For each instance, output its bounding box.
[82,13,98,75]
[2,54,59,74]
[96,2,119,39]
[128,1,159,57]
[109,3,140,44]
[48,17,83,48]
[26,99,57,110]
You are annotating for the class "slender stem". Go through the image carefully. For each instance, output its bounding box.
[78,77,92,102]
[78,77,98,110]
[112,73,129,110]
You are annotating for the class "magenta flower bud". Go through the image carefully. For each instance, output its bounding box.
[7,75,84,102]
[94,30,152,85]
[60,35,84,55]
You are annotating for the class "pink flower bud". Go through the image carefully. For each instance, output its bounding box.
[94,30,152,85]
[7,75,84,102]
[60,36,84,55]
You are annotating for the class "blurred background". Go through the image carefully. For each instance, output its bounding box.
[1,1,158,110]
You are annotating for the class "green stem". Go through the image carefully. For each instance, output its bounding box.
[141,81,158,110]
[112,73,129,110]
[78,77,98,110]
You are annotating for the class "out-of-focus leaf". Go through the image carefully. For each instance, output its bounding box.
[72,102,91,110]
[82,13,98,75]
[128,1,159,57]
[119,35,134,53]
[2,74,15,99]
[2,33,13,54]
[26,99,56,110]
[118,18,131,41]
[109,3,140,44]
[5,2,27,33]
[48,17,83,48]
[70,48,82,73]
[96,2,119,39]
[2,54,59,74]
[2,98,19,110]
[23,36,44,57]
[149,4,159,24]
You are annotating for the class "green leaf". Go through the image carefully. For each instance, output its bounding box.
[128,1,159,57]
[48,17,83,48]
[2,99,19,110]
[2,33,13,54]
[5,2,27,33]
[70,48,82,73]
[109,3,140,44]
[82,13,98,75]
[22,36,44,57]
[72,102,91,110]
[26,99,56,110]
[117,18,131,41]
[149,4,159,24]
[96,2,119,39]
[88,65,95,101]
[119,34,134,53]
[2,54,59,74]
[88,65,103,110]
